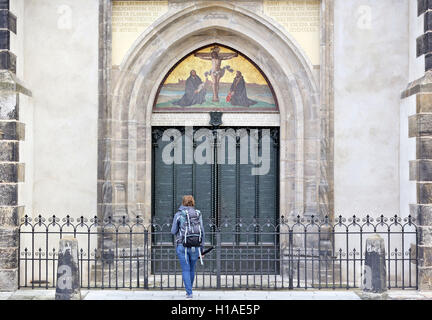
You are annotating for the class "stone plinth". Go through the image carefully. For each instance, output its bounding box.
[55,237,81,300]
[362,234,387,293]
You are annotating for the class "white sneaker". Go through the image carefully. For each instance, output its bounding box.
[186,294,193,299]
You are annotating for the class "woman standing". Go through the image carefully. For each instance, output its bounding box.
[171,195,205,299]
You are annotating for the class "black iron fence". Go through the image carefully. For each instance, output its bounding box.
[18,214,418,290]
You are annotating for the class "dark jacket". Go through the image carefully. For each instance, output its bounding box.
[173,75,206,106]
[171,205,205,251]
[230,75,257,107]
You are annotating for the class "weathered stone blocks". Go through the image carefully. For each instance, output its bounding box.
[0,269,17,291]
[419,0,432,16]
[0,51,15,74]
[410,160,432,181]
[426,11,432,32]
[0,227,17,247]
[418,8,432,70]
[409,0,432,292]
[411,204,432,247]
[0,206,22,227]
[427,53,432,72]
[402,72,432,98]
[419,266,432,290]
[0,141,18,162]
[304,160,318,177]
[419,179,431,202]
[0,247,17,268]
[0,121,24,140]
[417,93,432,113]
[0,93,18,120]
[411,203,432,225]
[0,184,17,206]
[98,203,113,219]
[0,163,24,183]
[418,245,432,267]
[97,181,112,204]
[98,160,127,182]
[417,137,432,159]
[409,114,432,137]
[0,30,9,50]
[418,183,432,204]
[0,10,16,34]
[418,225,432,246]
[0,0,23,293]
[0,0,9,10]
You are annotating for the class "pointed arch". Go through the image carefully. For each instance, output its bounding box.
[99,2,330,224]
[153,43,279,112]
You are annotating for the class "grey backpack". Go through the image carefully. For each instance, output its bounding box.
[179,208,202,248]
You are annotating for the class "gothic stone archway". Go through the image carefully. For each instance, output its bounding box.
[98,1,334,227]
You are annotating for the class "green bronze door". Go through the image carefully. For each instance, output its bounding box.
[151,126,279,273]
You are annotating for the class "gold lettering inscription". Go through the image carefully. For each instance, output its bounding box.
[263,0,320,65]
[112,1,168,65]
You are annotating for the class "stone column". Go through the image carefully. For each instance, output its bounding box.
[98,0,113,221]
[409,88,432,290]
[403,0,432,291]
[0,0,30,291]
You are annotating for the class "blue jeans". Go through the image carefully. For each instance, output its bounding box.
[176,244,200,295]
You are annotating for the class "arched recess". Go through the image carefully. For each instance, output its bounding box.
[153,43,279,112]
[101,3,324,224]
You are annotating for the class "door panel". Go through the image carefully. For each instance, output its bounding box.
[152,136,175,244]
[194,161,213,235]
[151,127,279,273]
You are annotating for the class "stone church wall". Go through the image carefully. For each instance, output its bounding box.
[400,1,423,228]
[0,0,30,290]
[11,0,34,220]
[17,0,412,256]
[22,0,99,219]
[333,0,409,219]
[2,0,429,290]
[8,2,419,223]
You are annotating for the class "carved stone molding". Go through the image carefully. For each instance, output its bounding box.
[98,0,335,223]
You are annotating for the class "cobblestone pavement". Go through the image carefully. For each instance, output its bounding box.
[0,289,431,300]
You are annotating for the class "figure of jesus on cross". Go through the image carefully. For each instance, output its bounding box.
[194,45,238,102]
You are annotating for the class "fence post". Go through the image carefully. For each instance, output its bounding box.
[288,229,293,289]
[216,231,221,289]
[144,229,148,289]
[362,234,387,293]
